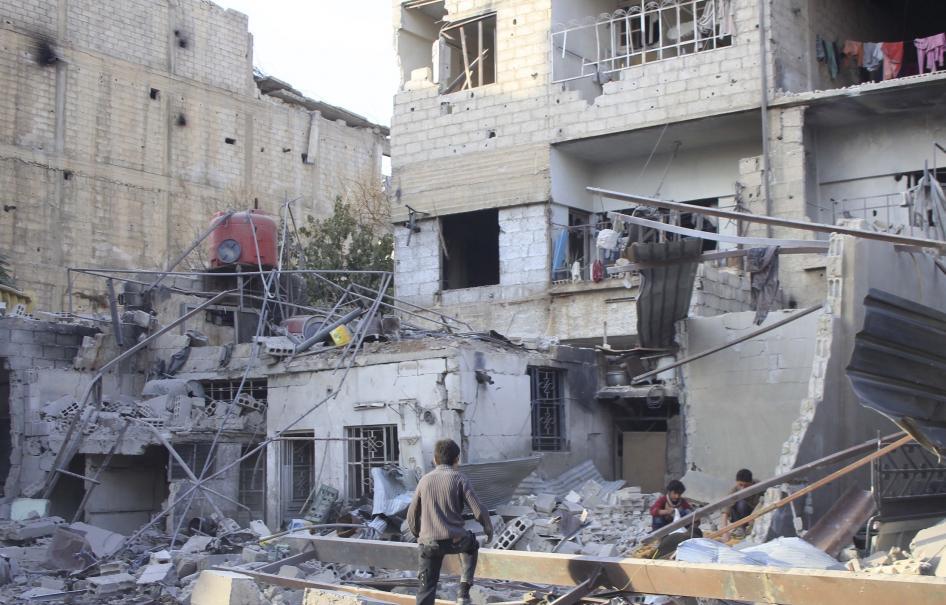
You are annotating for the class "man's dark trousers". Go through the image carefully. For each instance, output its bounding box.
[416,531,479,605]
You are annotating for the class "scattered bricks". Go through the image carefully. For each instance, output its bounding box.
[533,493,557,514]
[492,516,533,550]
[88,572,136,596]
[191,570,263,605]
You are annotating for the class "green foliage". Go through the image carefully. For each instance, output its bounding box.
[0,253,14,287]
[297,197,393,306]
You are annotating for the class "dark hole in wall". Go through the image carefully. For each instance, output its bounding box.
[301,153,308,163]
[49,454,85,521]
[62,170,72,181]
[32,35,59,66]
[440,208,500,290]
[176,114,187,127]
[224,137,236,145]
[149,88,160,100]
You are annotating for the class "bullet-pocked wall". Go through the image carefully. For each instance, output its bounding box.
[0,0,387,311]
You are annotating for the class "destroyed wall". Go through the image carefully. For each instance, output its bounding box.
[677,309,820,482]
[0,0,386,311]
[777,234,946,523]
[0,317,137,515]
[264,338,608,529]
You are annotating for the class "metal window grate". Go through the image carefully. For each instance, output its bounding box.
[551,0,733,84]
[282,437,314,518]
[346,425,399,500]
[202,378,268,408]
[530,367,567,452]
[239,444,266,522]
[169,443,213,481]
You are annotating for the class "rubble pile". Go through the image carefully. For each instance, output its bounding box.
[490,480,660,556]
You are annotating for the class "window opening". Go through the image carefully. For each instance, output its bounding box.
[169,443,213,480]
[551,1,733,84]
[281,433,314,522]
[440,209,500,290]
[346,425,399,500]
[530,367,567,452]
[441,13,497,92]
[239,444,266,522]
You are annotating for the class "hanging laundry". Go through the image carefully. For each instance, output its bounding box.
[863,42,884,72]
[821,38,840,80]
[591,260,605,283]
[841,40,864,69]
[816,35,826,63]
[746,246,780,326]
[881,41,904,80]
[915,33,946,74]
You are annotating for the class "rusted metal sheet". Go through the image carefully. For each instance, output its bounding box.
[633,238,703,349]
[286,536,946,604]
[803,486,875,557]
[847,289,946,456]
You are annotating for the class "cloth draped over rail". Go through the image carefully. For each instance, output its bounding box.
[819,32,946,82]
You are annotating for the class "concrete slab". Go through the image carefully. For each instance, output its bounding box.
[68,522,125,558]
[11,498,50,521]
[137,562,176,585]
[88,572,135,596]
[303,588,395,605]
[910,518,946,577]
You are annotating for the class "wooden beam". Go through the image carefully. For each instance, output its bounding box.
[459,25,473,90]
[214,568,454,605]
[591,187,946,250]
[285,536,946,605]
[707,434,914,540]
[643,432,907,542]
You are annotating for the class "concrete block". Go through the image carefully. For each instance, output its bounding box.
[241,545,269,563]
[181,535,214,554]
[88,572,136,596]
[278,565,304,578]
[11,498,49,520]
[137,562,176,585]
[191,570,263,605]
[533,493,557,514]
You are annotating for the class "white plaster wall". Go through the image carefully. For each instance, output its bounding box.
[679,309,820,481]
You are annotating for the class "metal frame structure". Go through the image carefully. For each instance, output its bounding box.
[551,1,733,84]
[530,366,567,452]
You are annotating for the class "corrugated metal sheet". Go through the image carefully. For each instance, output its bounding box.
[514,460,624,498]
[461,456,542,509]
[633,238,704,349]
[847,289,946,456]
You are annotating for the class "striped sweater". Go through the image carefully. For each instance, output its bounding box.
[407,464,493,543]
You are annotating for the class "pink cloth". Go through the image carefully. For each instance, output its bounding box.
[915,33,946,74]
[881,42,904,80]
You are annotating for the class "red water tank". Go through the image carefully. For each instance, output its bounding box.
[208,210,279,269]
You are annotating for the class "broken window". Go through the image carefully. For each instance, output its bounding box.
[201,378,268,410]
[239,444,266,522]
[439,13,497,93]
[529,367,567,452]
[551,1,733,84]
[169,443,213,481]
[398,1,446,89]
[280,433,314,522]
[440,209,500,290]
[346,425,399,500]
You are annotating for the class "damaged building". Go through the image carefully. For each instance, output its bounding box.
[0,0,389,311]
[0,0,945,604]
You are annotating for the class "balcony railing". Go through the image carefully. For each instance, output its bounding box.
[551,0,734,84]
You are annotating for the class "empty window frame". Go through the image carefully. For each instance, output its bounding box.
[529,366,567,452]
[280,433,314,521]
[441,13,497,92]
[169,442,213,481]
[346,425,399,500]
[440,209,500,290]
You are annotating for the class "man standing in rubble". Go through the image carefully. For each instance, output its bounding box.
[408,439,494,605]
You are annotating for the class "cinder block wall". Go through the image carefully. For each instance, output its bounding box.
[0,0,386,311]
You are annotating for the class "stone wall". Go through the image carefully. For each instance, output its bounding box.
[0,0,386,311]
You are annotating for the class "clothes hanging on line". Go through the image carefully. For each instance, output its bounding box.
[915,33,946,74]
[863,42,883,72]
[841,40,863,69]
[882,41,904,80]
[746,246,780,326]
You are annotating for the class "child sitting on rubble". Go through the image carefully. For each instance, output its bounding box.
[649,479,694,531]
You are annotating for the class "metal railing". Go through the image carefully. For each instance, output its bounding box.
[551,0,733,84]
